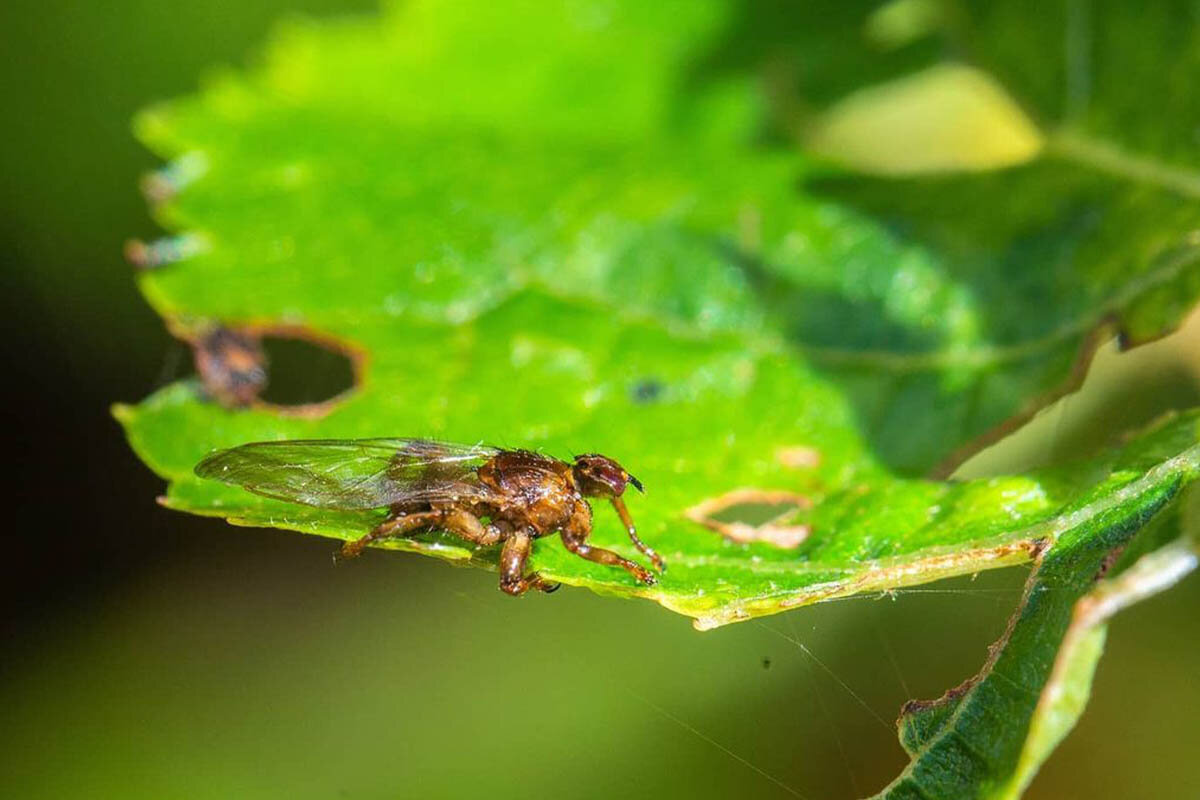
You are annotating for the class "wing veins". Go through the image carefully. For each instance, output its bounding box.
[195,438,500,510]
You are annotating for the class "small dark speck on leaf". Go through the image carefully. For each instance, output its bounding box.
[631,377,664,404]
[762,657,771,670]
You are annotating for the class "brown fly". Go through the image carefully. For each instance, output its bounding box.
[194,438,665,594]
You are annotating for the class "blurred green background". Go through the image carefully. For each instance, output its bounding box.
[2,1,1199,797]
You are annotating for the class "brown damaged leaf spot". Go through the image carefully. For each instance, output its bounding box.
[776,445,822,469]
[1092,544,1126,581]
[684,488,814,549]
[899,676,975,719]
[171,319,368,418]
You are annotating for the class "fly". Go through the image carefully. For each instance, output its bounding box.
[194,438,665,594]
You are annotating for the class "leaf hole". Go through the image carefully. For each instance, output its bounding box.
[258,332,357,408]
[188,323,364,416]
[684,488,814,549]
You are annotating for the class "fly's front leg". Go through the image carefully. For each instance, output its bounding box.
[498,530,560,595]
[561,506,656,586]
[611,496,665,573]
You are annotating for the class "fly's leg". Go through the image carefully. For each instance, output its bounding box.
[610,496,666,573]
[475,518,513,549]
[438,508,506,547]
[337,508,503,561]
[336,511,444,561]
[561,512,657,587]
[498,530,560,595]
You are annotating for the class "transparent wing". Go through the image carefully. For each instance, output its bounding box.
[194,438,500,510]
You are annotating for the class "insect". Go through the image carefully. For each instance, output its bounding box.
[192,326,267,408]
[194,438,665,595]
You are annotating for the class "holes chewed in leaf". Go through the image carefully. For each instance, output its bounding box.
[188,323,362,415]
[684,488,813,549]
[258,331,357,409]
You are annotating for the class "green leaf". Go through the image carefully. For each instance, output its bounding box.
[118,0,1200,628]
[115,1,1200,795]
[883,486,1199,799]
[696,0,1200,472]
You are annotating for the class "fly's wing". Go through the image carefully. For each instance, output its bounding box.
[194,438,500,510]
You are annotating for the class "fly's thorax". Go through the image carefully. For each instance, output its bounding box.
[479,450,580,535]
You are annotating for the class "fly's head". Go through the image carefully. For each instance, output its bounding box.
[571,454,643,499]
